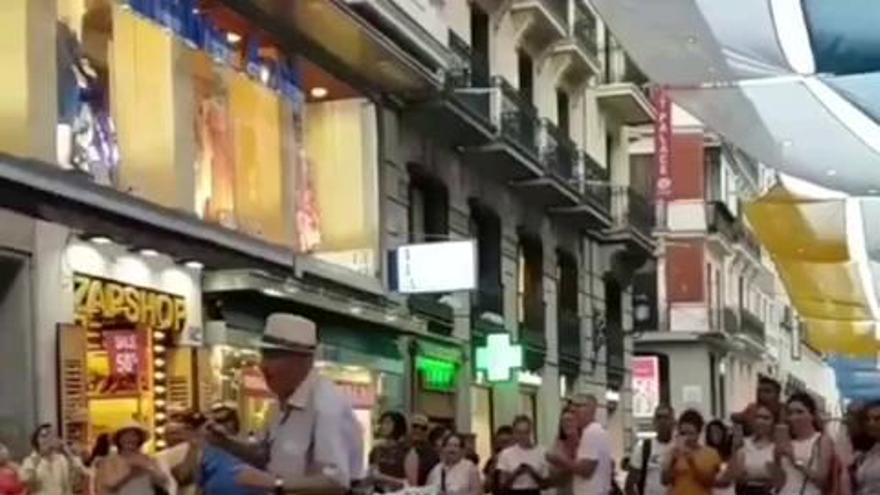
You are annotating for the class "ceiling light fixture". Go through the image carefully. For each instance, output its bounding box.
[781,139,793,148]
[226,32,242,44]
[140,248,160,257]
[826,169,838,177]
[310,87,328,99]
[184,260,205,270]
[869,189,879,195]
[90,236,113,245]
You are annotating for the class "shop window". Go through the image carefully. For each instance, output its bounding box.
[55,0,301,248]
[517,236,544,334]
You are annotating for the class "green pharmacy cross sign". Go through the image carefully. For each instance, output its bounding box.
[475,333,523,382]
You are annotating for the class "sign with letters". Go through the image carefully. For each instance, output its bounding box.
[73,274,188,333]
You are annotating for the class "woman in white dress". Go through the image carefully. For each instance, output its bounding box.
[427,434,481,495]
[775,392,834,495]
[730,403,780,495]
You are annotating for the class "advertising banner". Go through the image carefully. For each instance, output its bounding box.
[653,87,673,200]
[632,356,660,418]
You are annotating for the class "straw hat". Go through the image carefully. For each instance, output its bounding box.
[112,420,149,446]
[259,313,317,353]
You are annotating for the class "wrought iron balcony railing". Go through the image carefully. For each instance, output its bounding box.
[494,77,540,158]
[612,187,655,235]
[579,152,611,213]
[539,119,578,183]
[740,308,766,343]
[572,1,598,60]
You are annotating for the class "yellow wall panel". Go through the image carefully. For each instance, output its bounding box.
[0,0,56,162]
[111,7,181,208]
[306,99,377,250]
[228,73,287,246]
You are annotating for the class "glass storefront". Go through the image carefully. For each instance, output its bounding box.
[59,241,202,452]
[53,0,381,277]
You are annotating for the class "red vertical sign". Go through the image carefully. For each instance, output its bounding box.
[653,87,673,199]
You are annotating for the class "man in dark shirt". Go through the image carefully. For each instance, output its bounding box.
[483,426,514,495]
[404,414,440,486]
[732,376,784,436]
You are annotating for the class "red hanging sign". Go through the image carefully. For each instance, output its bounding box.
[103,331,141,378]
[653,87,673,199]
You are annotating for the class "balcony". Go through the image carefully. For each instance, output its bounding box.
[512,119,582,208]
[706,201,737,252]
[596,46,655,125]
[723,307,739,334]
[458,76,546,181]
[549,0,601,87]
[739,308,766,344]
[549,151,612,230]
[602,186,656,257]
[509,0,567,51]
[737,224,763,262]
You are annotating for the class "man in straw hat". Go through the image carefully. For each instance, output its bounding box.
[205,313,363,495]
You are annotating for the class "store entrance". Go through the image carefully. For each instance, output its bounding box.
[60,274,195,452]
[0,251,34,456]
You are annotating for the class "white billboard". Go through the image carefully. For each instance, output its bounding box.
[390,240,477,294]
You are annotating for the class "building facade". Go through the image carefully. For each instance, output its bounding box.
[0,0,653,462]
[631,105,842,431]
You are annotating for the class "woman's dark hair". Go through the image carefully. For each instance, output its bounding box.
[705,420,732,459]
[495,425,513,437]
[787,392,818,414]
[787,392,822,430]
[379,411,408,441]
[429,425,450,445]
[558,408,578,441]
[30,423,52,450]
[678,409,705,432]
[86,434,111,466]
[857,399,880,451]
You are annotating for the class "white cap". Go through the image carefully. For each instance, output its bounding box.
[260,313,317,353]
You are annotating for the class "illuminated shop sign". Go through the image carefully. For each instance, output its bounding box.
[389,240,477,294]
[73,274,188,332]
[475,333,523,382]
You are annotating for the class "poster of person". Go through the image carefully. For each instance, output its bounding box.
[632,356,660,418]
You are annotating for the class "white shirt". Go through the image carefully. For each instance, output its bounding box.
[628,438,672,495]
[574,422,613,495]
[779,433,821,495]
[497,444,549,490]
[265,369,364,488]
[427,459,481,495]
[740,438,774,481]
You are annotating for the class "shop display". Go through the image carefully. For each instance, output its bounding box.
[56,12,120,187]
[206,346,275,435]
[59,273,194,451]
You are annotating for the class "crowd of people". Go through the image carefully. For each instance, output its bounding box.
[3,312,880,495]
[623,377,880,495]
[367,393,616,495]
